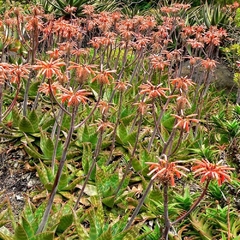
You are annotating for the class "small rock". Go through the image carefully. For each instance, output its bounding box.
[15,195,24,201]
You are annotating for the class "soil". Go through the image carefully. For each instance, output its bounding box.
[0,144,41,219]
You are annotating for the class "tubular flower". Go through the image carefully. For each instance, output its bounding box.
[68,63,96,83]
[139,81,169,99]
[114,81,132,92]
[33,58,66,79]
[97,101,114,115]
[133,101,150,115]
[192,159,234,186]
[91,69,115,85]
[171,114,199,133]
[10,63,30,84]
[38,82,63,95]
[171,76,195,93]
[59,87,91,106]
[146,155,189,186]
[201,58,218,71]
[176,96,191,112]
[95,119,114,132]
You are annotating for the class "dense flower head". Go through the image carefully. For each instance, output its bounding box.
[149,55,170,71]
[201,58,218,71]
[33,58,66,79]
[59,87,91,106]
[98,101,114,115]
[38,82,62,95]
[114,81,132,92]
[68,63,96,83]
[91,69,115,85]
[0,63,11,85]
[171,76,195,93]
[146,155,189,186]
[9,63,30,83]
[172,113,199,133]
[139,81,169,99]
[133,101,150,115]
[95,119,114,132]
[192,159,234,186]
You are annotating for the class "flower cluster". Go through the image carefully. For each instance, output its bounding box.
[146,155,189,186]
[192,159,234,186]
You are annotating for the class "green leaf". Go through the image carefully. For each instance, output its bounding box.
[132,157,142,172]
[82,125,89,142]
[41,118,55,130]
[58,172,68,191]
[21,217,34,238]
[14,223,29,240]
[19,117,35,133]
[97,227,112,240]
[82,143,92,174]
[29,81,40,97]
[118,123,127,141]
[102,195,115,208]
[24,144,42,159]
[73,210,89,239]
[124,131,137,146]
[35,162,51,189]
[56,214,73,233]
[12,107,20,128]
[32,231,54,240]
[28,110,39,132]
[40,133,54,159]
[32,203,46,232]
[63,175,84,191]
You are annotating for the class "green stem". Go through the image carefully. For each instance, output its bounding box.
[162,182,170,240]
[74,129,104,210]
[172,180,210,225]
[106,91,123,165]
[36,106,78,234]
[124,179,154,230]
[114,114,143,196]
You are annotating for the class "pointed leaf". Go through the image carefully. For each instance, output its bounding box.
[58,173,68,191]
[33,231,54,240]
[28,110,39,132]
[21,217,34,238]
[24,144,42,159]
[12,107,20,128]
[19,117,35,133]
[40,133,54,159]
[73,210,89,239]
[56,214,73,233]
[14,223,29,240]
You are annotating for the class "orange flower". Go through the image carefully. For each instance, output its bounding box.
[95,119,114,132]
[59,87,91,106]
[114,81,132,92]
[133,101,150,115]
[10,63,30,83]
[172,114,199,133]
[176,96,191,112]
[146,155,189,186]
[0,63,10,85]
[92,69,115,85]
[97,101,114,115]
[68,62,96,83]
[139,81,169,99]
[201,58,218,71]
[171,76,195,93]
[149,55,170,71]
[33,58,66,79]
[192,159,234,186]
[38,82,62,95]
